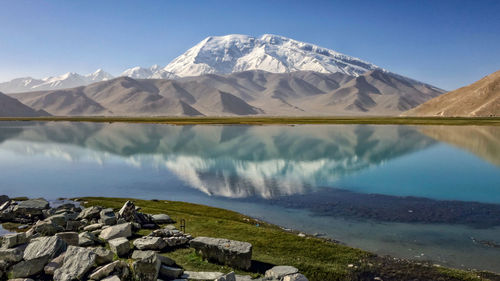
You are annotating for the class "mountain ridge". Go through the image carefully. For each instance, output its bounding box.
[404,69,500,117]
[9,70,444,116]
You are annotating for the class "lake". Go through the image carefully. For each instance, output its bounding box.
[0,121,499,272]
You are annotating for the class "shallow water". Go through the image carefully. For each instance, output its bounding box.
[0,122,499,271]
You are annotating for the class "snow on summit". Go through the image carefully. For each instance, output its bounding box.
[162,34,381,77]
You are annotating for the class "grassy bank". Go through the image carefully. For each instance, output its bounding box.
[78,197,499,281]
[0,116,499,126]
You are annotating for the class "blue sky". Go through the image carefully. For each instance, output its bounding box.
[1,0,499,90]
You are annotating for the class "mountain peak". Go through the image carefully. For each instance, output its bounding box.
[163,34,380,77]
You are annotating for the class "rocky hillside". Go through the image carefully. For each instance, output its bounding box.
[9,70,443,116]
[0,91,49,117]
[404,70,500,117]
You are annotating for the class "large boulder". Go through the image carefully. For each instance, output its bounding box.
[99,223,132,241]
[1,232,29,248]
[117,201,136,222]
[77,206,102,221]
[0,246,24,263]
[133,236,166,250]
[23,236,66,261]
[265,266,299,279]
[32,220,64,236]
[8,257,49,278]
[152,214,174,224]
[53,246,97,281]
[190,237,252,270]
[93,247,114,265]
[108,237,130,258]
[14,198,49,218]
[131,250,161,281]
[79,231,101,247]
[99,208,117,226]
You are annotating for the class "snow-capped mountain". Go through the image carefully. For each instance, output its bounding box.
[162,34,381,77]
[120,65,177,79]
[0,69,114,93]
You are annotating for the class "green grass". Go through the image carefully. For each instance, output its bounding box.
[1,116,499,126]
[78,197,499,281]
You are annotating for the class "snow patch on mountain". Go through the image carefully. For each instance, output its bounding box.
[162,34,381,77]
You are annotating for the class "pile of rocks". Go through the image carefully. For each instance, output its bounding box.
[0,196,308,281]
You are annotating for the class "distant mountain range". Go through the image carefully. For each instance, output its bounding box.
[8,70,443,116]
[405,70,499,117]
[0,34,455,116]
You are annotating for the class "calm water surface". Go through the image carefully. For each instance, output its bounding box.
[0,122,499,271]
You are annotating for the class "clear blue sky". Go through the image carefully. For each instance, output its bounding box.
[1,0,499,90]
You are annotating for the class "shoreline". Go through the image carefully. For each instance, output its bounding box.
[1,195,499,281]
[0,116,500,126]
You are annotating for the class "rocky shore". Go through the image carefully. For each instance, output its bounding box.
[0,196,307,281]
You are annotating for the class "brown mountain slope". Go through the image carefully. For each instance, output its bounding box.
[404,70,500,117]
[9,70,444,116]
[0,91,49,117]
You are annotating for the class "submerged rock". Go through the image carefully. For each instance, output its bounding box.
[190,237,252,270]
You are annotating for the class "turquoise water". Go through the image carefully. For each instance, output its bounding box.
[0,122,499,271]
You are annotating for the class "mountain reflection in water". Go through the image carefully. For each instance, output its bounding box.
[0,122,438,198]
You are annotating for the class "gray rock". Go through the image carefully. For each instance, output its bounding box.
[53,246,97,281]
[44,253,65,275]
[133,236,166,250]
[88,260,127,280]
[182,271,224,280]
[77,206,102,220]
[1,232,28,248]
[235,275,254,281]
[65,220,84,231]
[283,273,308,281]
[215,272,236,281]
[108,237,130,258]
[131,250,161,281]
[23,236,66,261]
[190,237,252,270]
[93,247,114,265]
[33,220,63,236]
[152,214,174,224]
[98,223,132,241]
[117,201,136,222]
[8,257,49,278]
[46,213,71,227]
[79,231,100,247]
[99,208,117,226]
[84,223,104,232]
[15,198,49,217]
[0,246,24,263]
[265,266,299,279]
[56,232,79,246]
[160,265,183,279]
